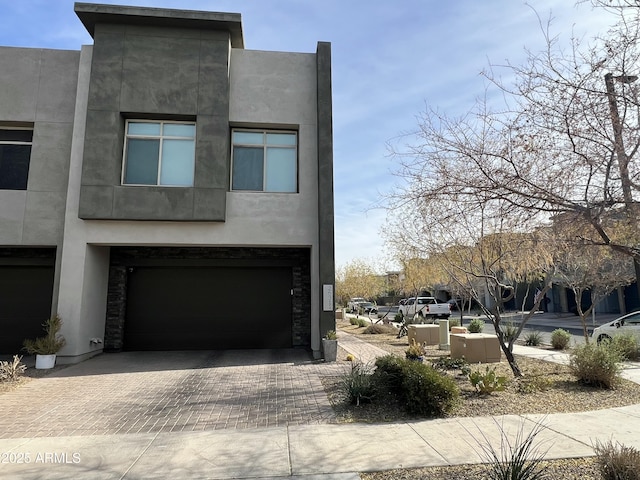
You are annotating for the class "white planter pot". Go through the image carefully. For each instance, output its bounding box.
[35,354,56,370]
[322,339,338,362]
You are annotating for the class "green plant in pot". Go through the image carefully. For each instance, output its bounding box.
[322,330,338,362]
[23,314,66,370]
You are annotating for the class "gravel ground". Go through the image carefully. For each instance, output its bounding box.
[328,320,640,479]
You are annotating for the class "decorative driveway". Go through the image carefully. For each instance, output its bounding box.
[0,350,346,438]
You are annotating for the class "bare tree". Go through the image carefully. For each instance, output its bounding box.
[393,6,640,260]
[385,193,554,377]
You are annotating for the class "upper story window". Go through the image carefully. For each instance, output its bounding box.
[231,129,297,193]
[122,120,196,186]
[0,128,33,190]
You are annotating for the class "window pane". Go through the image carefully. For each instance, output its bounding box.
[266,133,296,146]
[232,147,264,190]
[163,124,195,137]
[0,144,31,190]
[160,139,195,186]
[127,122,161,136]
[265,147,296,192]
[232,131,264,145]
[124,138,159,184]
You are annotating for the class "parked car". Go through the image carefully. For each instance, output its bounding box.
[358,302,378,314]
[347,297,366,313]
[398,296,451,321]
[592,311,640,344]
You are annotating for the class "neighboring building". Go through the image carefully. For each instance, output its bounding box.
[0,3,335,361]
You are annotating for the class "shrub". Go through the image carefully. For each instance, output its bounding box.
[550,328,571,350]
[569,342,623,389]
[356,318,368,327]
[431,356,469,372]
[349,317,359,326]
[469,366,508,394]
[502,322,517,342]
[0,355,27,382]
[448,318,460,328]
[468,318,485,333]
[345,354,355,362]
[374,354,459,416]
[524,330,543,346]
[363,324,395,335]
[339,362,376,406]
[405,339,426,360]
[610,333,640,361]
[400,360,459,416]
[594,440,640,480]
[394,312,404,323]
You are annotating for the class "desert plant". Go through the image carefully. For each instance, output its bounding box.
[431,356,469,372]
[349,317,359,325]
[469,366,508,394]
[346,354,355,362]
[502,322,517,343]
[405,339,425,360]
[356,318,368,327]
[569,342,623,389]
[524,330,543,346]
[476,420,550,480]
[448,317,460,328]
[550,328,571,350]
[339,362,376,406]
[324,330,337,340]
[394,312,403,323]
[22,314,66,355]
[609,333,640,361]
[374,354,459,416]
[363,324,395,335]
[594,440,640,480]
[468,318,485,333]
[516,372,553,394]
[0,355,27,382]
[400,360,459,416]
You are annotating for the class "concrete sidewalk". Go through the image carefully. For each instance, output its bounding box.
[1,333,640,479]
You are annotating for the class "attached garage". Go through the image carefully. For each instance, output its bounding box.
[124,266,293,350]
[0,249,56,355]
[105,246,311,352]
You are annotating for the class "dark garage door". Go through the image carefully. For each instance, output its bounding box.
[124,266,293,350]
[0,266,55,354]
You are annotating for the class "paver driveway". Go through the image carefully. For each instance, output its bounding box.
[0,350,345,439]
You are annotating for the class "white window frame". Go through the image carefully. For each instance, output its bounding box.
[122,120,196,187]
[230,128,298,193]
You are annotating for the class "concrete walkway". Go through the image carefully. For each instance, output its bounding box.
[1,333,640,479]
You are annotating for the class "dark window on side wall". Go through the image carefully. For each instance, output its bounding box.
[0,129,33,190]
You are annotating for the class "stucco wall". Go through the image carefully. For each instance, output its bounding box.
[56,46,322,360]
[0,47,79,246]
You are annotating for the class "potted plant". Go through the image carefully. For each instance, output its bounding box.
[322,330,338,362]
[23,314,66,369]
[405,339,425,362]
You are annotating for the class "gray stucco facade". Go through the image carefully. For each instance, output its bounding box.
[0,3,335,361]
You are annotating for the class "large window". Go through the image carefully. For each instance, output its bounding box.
[231,130,297,192]
[0,128,33,190]
[122,120,196,186]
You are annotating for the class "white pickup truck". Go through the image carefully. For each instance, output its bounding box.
[398,297,451,321]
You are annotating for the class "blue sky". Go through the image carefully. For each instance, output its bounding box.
[0,0,614,271]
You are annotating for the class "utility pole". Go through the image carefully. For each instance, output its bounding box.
[605,72,640,308]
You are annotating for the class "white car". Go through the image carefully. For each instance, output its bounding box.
[591,311,640,344]
[347,297,366,313]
